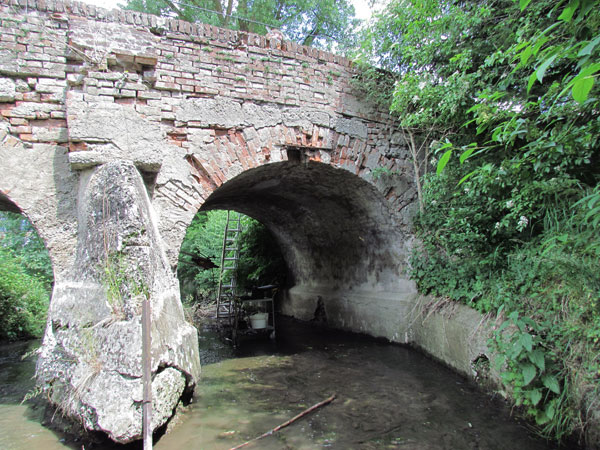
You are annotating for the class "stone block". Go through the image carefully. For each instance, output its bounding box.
[175,97,244,128]
[32,126,68,143]
[242,101,281,129]
[0,77,16,102]
[332,116,369,140]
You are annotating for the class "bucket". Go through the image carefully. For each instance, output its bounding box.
[249,313,268,329]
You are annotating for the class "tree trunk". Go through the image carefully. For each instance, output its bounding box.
[238,0,249,32]
[211,0,225,26]
[223,0,234,27]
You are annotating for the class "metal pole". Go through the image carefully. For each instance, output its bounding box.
[142,294,152,450]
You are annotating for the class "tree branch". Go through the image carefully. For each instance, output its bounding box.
[229,394,336,450]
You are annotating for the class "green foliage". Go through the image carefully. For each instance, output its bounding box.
[102,252,149,318]
[123,0,360,51]
[0,247,49,341]
[412,167,600,439]
[371,166,399,180]
[178,210,227,303]
[362,0,600,441]
[236,217,287,291]
[178,210,287,304]
[0,211,53,289]
[0,212,52,341]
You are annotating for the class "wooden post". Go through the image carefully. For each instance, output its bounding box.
[142,294,152,450]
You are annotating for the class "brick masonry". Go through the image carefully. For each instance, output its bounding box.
[0,0,417,263]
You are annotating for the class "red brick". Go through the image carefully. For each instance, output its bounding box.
[30,118,67,128]
[69,142,88,152]
[19,133,36,142]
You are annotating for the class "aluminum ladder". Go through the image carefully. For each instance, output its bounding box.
[215,210,243,322]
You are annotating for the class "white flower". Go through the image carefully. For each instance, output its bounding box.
[464,187,470,194]
[495,222,501,230]
[506,200,514,208]
[418,81,426,89]
[517,216,528,230]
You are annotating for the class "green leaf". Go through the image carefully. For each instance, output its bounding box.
[578,35,600,57]
[579,63,600,78]
[519,0,532,11]
[536,54,558,82]
[572,76,594,103]
[528,349,546,371]
[529,389,542,406]
[532,35,550,56]
[436,149,452,175]
[584,207,600,221]
[536,410,551,425]
[557,0,580,22]
[527,71,538,93]
[522,363,537,386]
[542,374,561,394]
[457,171,477,186]
[545,400,556,419]
[520,45,533,66]
[492,126,504,142]
[459,147,476,164]
[519,332,533,352]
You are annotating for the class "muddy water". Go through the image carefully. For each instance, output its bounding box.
[1,319,568,450]
[0,340,74,450]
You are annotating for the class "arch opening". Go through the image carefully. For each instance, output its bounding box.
[193,160,417,339]
[177,210,288,306]
[0,198,53,342]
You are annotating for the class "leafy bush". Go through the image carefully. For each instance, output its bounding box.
[410,145,600,440]
[358,0,600,441]
[178,210,226,303]
[0,211,53,289]
[0,212,52,341]
[0,247,49,341]
[178,210,287,303]
[236,217,287,292]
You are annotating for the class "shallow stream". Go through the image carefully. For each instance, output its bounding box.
[0,318,572,449]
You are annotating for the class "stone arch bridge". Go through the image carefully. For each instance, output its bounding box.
[0,0,485,444]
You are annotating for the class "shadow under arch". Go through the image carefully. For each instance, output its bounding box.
[199,160,418,340]
[0,192,21,214]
